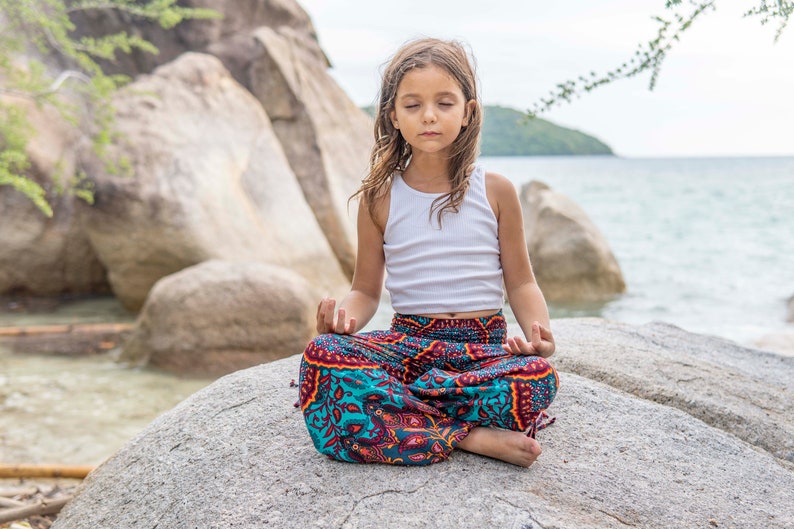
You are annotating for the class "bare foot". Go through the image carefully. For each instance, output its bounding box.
[456,427,542,467]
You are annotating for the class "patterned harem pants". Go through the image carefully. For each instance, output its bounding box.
[299,311,559,465]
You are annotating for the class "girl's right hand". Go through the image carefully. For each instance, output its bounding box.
[316,298,357,335]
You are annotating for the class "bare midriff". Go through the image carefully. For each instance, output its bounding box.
[415,308,500,320]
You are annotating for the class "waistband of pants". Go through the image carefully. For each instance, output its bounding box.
[389,311,506,345]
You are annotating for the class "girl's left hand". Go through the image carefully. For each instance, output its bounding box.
[502,321,556,358]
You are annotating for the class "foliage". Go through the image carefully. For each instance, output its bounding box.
[0,0,221,216]
[481,106,613,156]
[530,0,793,116]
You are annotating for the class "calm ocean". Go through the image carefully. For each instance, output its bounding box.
[485,155,794,346]
[372,155,794,347]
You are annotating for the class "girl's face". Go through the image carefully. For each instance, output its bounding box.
[389,65,475,157]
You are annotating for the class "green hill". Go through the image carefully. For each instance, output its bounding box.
[481,105,613,156]
[361,104,613,156]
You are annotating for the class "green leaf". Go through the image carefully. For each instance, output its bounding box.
[0,0,221,215]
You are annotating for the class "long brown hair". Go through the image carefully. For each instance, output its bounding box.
[352,38,482,224]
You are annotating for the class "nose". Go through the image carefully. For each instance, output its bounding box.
[422,106,437,124]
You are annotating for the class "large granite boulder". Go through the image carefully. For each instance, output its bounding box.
[0,96,108,296]
[521,180,626,302]
[71,0,370,279]
[246,26,372,278]
[78,52,349,310]
[119,260,314,376]
[52,320,794,529]
[4,1,368,306]
[551,318,794,463]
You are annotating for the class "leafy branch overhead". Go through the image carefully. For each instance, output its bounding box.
[529,0,793,117]
[0,0,220,216]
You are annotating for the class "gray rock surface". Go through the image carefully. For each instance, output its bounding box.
[78,53,349,310]
[53,320,794,529]
[119,260,315,376]
[521,180,626,302]
[549,318,794,463]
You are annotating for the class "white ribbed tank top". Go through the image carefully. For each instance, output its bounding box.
[383,165,504,314]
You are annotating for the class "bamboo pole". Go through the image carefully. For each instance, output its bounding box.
[0,464,94,479]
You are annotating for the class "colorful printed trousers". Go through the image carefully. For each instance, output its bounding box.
[299,312,559,465]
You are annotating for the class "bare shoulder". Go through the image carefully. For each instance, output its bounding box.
[358,189,391,235]
[484,171,520,215]
[484,171,519,197]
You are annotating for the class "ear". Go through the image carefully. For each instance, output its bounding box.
[462,99,477,127]
[389,108,399,129]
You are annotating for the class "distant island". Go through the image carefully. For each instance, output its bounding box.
[362,105,614,156]
[480,106,613,156]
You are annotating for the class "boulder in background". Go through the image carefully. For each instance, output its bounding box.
[521,180,626,302]
[77,53,349,310]
[120,260,315,376]
[0,96,108,296]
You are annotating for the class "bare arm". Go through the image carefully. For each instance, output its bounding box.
[316,196,386,335]
[487,172,555,358]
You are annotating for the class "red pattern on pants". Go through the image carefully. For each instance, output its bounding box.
[299,312,559,465]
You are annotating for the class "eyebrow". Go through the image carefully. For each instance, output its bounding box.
[398,91,460,99]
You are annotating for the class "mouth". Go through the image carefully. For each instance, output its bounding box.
[420,132,440,137]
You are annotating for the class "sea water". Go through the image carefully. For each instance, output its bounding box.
[479,155,794,345]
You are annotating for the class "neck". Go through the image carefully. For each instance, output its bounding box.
[404,153,451,183]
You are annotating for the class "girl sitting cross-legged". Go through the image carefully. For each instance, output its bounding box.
[298,37,559,468]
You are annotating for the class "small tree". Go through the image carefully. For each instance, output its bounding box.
[0,0,220,216]
[530,0,792,116]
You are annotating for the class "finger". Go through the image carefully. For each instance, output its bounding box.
[324,299,337,329]
[347,317,357,334]
[531,322,542,349]
[537,323,553,340]
[335,308,347,334]
[318,299,336,333]
[316,299,329,333]
[506,336,530,355]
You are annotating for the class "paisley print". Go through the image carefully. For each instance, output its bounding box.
[299,312,558,465]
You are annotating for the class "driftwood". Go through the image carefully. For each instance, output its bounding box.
[0,322,134,355]
[0,464,95,479]
[0,322,133,337]
[0,495,72,524]
[0,476,85,525]
[0,487,38,498]
[0,496,26,508]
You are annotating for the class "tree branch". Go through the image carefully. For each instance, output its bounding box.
[529,0,791,117]
[0,70,90,99]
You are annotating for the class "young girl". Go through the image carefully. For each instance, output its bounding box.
[298,38,558,468]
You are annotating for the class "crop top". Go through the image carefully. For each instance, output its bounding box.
[383,165,504,314]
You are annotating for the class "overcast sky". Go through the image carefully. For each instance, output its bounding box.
[300,0,794,158]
